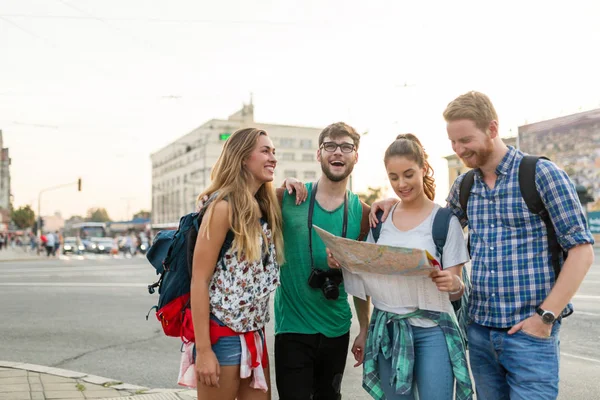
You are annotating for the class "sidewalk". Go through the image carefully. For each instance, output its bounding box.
[0,362,197,400]
[0,248,44,263]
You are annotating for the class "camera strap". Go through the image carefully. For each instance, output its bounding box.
[307,181,348,271]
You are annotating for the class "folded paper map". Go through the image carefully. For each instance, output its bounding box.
[313,225,451,313]
[313,225,439,276]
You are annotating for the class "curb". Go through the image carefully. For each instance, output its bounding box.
[0,360,197,399]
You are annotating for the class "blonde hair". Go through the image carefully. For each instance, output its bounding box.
[384,133,435,201]
[443,91,498,133]
[196,128,284,264]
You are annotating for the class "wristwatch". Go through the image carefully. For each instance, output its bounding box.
[536,307,557,325]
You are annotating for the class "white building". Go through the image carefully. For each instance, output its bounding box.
[150,102,323,225]
[0,130,11,232]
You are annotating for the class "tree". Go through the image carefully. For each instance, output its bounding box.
[358,186,385,206]
[132,210,151,220]
[86,208,112,222]
[11,205,36,229]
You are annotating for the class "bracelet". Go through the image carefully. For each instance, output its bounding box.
[448,276,464,295]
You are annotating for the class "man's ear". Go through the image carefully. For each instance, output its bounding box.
[316,148,322,163]
[488,120,499,139]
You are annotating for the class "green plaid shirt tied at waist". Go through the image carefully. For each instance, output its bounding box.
[362,308,473,400]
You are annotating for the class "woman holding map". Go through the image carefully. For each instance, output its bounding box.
[327,134,473,400]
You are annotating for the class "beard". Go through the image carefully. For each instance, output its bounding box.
[320,158,355,182]
[460,139,494,168]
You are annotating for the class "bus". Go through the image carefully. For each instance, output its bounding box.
[69,222,108,239]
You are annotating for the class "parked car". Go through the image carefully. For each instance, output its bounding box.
[95,238,116,254]
[62,237,84,254]
[139,238,149,254]
[80,239,97,253]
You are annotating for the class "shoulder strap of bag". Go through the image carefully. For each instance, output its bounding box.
[371,209,384,242]
[518,155,564,280]
[459,170,475,216]
[358,201,371,241]
[431,207,453,264]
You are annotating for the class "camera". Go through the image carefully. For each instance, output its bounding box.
[308,268,343,300]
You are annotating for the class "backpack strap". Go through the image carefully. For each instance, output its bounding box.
[358,201,371,241]
[371,209,384,242]
[458,170,475,216]
[518,155,564,280]
[518,156,545,214]
[432,208,453,262]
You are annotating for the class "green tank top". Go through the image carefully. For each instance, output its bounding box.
[274,182,364,337]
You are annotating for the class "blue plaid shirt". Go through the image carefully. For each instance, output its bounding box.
[446,147,594,328]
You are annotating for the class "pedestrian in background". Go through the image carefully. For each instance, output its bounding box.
[53,230,61,256]
[44,231,55,257]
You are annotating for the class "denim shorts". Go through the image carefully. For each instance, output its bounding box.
[193,315,264,366]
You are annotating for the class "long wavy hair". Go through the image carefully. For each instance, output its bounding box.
[383,133,436,201]
[196,128,284,264]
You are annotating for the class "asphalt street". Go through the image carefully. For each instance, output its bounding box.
[0,254,599,399]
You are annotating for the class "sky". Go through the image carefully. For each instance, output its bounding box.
[2,0,600,221]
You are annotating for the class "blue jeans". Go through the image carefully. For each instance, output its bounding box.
[467,321,561,400]
[193,315,265,366]
[378,325,454,400]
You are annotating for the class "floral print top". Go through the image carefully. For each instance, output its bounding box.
[209,219,280,333]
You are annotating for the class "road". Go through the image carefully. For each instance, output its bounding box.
[0,255,599,399]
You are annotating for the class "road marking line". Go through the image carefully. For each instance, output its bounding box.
[561,352,600,364]
[0,282,148,287]
[573,295,600,300]
[573,311,600,317]
[0,264,145,274]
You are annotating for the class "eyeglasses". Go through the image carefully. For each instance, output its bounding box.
[320,142,356,153]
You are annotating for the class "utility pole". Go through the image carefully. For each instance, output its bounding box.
[37,178,82,236]
[121,197,136,221]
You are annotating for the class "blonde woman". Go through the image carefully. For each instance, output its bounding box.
[191,128,283,400]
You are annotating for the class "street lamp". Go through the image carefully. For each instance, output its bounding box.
[37,178,82,236]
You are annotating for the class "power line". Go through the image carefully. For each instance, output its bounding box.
[0,16,49,41]
[0,13,325,26]
[0,15,115,78]
[55,0,157,49]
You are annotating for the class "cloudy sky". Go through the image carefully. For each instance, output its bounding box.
[2,0,600,220]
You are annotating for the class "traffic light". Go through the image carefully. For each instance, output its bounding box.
[78,178,82,192]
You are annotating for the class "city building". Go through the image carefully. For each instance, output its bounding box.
[41,212,65,233]
[444,108,600,242]
[518,108,600,211]
[150,101,323,225]
[443,136,516,189]
[0,130,12,232]
[518,108,600,242]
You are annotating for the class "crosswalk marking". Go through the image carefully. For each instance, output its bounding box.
[561,352,600,364]
[0,264,147,274]
[0,258,154,289]
[0,282,149,287]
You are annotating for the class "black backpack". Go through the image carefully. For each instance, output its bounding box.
[459,155,567,281]
[372,208,471,345]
